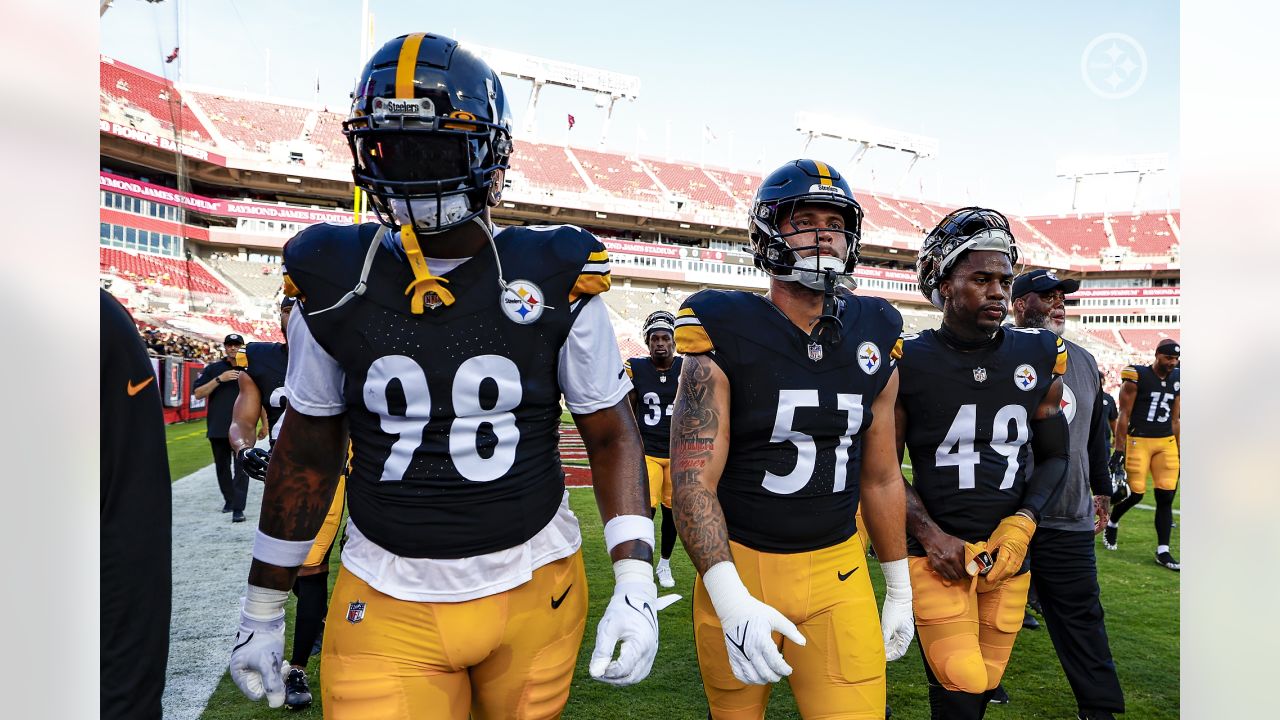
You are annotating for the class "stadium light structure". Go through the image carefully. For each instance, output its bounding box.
[794,111,938,195]
[465,43,640,148]
[1057,153,1168,211]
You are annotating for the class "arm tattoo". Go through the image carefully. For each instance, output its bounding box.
[670,355,732,574]
[248,409,347,590]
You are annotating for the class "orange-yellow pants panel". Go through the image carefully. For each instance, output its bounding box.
[646,455,672,508]
[1124,435,1180,493]
[694,533,886,719]
[320,551,587,720]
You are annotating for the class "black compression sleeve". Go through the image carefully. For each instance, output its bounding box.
[1087,390,1113,496]
[1020,412,1070,522]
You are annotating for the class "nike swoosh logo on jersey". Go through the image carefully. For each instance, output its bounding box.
[127,376,155,396]
[551,584,572,609]
[838,567,859,582]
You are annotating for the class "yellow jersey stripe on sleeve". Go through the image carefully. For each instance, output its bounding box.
[890,337,904,360]
[587,250,609,263]
[569,272,611,302]
[1120,365,1140,383]
[1053,337,1068,376]
[675,324,714,354]
[235,350,248,369]
[282,273,301,298]
[623,359,633,379]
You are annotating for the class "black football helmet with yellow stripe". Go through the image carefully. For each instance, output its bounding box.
[343,33,513,235]
[748,159,864,288]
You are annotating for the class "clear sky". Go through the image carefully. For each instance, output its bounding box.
[101,0,1179,215]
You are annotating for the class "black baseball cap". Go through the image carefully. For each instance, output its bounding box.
[1156,338,1180,356]
[223,333,245,345]
[1011,268,1081,299]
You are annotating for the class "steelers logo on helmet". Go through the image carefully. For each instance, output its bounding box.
[1014,363,1039,391]
[501,280,546,325]
[1060,382,1077,422]
[856,341,882,375]
[748,159,864,291]
[917,207,1019,310]
[342,33,514,235]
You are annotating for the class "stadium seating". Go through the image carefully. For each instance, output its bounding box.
[510,140,590,193]
[1111,213,1178,256]
[640,159,736,210]
[100,59,211,142]
[189,92,310,151]
[703,169,761,210]
[308,110,350,164]
[1023,214,1112,258]
[863,195,926,236]
[569,147,664,201]
[205,255,285,298]
[100,247,232,298]
[1120,328,1180,354]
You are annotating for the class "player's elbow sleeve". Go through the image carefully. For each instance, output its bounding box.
[1030,412,1069,462]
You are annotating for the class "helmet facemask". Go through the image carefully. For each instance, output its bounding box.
[917,208,1019,310]
[751,197,862,292]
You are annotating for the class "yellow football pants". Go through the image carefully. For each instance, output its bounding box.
[301,475,345,573]
[694,533,886,719]
[908,557,1031,694]
[320,551,587,720]
[646,455,673,509]
[1124,435,1180,493]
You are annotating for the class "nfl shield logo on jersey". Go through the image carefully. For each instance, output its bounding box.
[346,601,366,624]
[973,367,988,383]
[500,280,547,325]
[856,342,882,374]
[807,342,823,362]
[1014,364,1039,391]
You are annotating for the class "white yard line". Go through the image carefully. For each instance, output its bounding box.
[164,462,264,720]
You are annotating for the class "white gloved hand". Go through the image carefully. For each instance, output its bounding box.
[703,562,806,685]
[589,559,682,686]
[228,585,289,707]
[879,558,915,662]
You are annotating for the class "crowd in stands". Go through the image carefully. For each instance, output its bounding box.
[136,322,224,362]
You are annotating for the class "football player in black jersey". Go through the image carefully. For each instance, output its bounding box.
[896,208,1070,719]
[227,34,670,718]
[671,160,913,719]
[626,310,683,588]
[1105,339,1181,570]
[228,295,345,709]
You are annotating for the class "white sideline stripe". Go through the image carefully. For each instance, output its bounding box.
[163,442,268,720]
[1134,503,1181,515]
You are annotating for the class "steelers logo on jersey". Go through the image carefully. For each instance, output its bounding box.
[856,341,882,375]
[501,280,546,324]
[1014,363,1038,391]
[1060,382,1077,422]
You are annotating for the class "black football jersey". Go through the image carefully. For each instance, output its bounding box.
[626,356,683,459]
[675,289,903,553]
[283,221,613,559]
[898,327,1067,553]
[237,342,289,443]
[1121,364,1180,438]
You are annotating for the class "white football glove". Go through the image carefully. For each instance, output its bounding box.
[589,559,682,686]
[879,558,915,662]
[703,561,806,685]
[228,585,289,708]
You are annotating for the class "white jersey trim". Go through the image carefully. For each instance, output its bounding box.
[340,491,583,602]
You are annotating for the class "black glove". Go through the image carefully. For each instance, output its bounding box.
[1108,450,1126,478]
[237,447,272,481]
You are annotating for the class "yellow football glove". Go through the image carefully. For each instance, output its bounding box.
[964,541,993,577]
[982,514,1036,585]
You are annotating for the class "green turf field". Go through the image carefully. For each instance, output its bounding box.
[167,424,1179,719]
[166,419,210,481]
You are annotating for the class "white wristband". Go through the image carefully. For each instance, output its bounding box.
[603,514,655,555]
[702,561,752,617]
[243,584,288,621]
[252,529,315,567]
[880,558,911,596]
